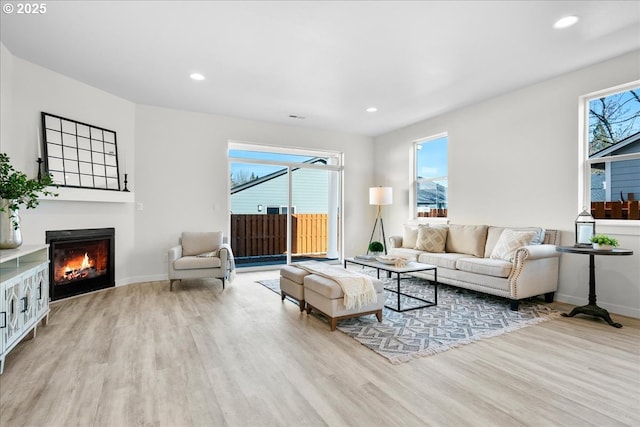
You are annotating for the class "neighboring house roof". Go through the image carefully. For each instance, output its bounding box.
[590,131,640,158]
[417,182,447,205]
[230,157,327,194]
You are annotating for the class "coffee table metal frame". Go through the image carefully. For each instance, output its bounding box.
[344,257,438,312]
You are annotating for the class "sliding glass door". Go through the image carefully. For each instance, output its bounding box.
[229,144,342,267]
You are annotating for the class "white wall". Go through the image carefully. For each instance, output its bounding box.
[374,51,640,318]
[1,44,137,285]
[133,105,373,281]
[2,45,375,285]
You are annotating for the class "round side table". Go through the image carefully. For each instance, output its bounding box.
[556,246,633,328]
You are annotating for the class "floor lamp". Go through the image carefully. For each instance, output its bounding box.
[368,187,393,254]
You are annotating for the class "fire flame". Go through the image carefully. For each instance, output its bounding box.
[81,252,91,270]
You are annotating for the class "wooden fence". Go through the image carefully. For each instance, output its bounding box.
[417,209,448,218]
[231,214,328,257]
[591,201,640,220]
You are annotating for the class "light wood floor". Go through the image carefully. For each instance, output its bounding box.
[1,270,639,427]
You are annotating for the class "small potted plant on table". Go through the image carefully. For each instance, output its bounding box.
[368,241,384,255]
[589,234,619,251]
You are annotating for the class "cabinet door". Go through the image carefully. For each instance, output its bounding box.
[20,271,37,329]
[2,277,23,349]
[35,264,49,319]
[0,285,5,354]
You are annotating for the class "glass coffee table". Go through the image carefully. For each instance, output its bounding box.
[345,257,438,312]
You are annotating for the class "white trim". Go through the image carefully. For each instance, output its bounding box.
[578,80,640,216]
[40,187,135,203]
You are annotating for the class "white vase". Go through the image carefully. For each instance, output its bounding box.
[0,199,23,249]
[592,243,613,250]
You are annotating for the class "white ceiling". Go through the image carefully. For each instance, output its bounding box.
[1,1,639,136]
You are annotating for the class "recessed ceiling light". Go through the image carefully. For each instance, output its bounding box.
[553,15,579,29]
[366,107,378,113]
[189,73,205,81]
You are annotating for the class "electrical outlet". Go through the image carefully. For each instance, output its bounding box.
[136,202,144,211]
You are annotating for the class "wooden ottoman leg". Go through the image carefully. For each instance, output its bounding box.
[375,310,383,322]
[330,318,338,331]
[299,300,305,312]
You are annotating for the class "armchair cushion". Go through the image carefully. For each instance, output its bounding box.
[174,256,222,270]
[181,231,223,256]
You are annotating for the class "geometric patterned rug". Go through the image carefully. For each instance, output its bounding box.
[257,270,561,364]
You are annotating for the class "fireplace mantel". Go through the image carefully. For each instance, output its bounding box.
[40,187,134,203]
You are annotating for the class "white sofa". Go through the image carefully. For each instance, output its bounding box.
[388,224,560,310]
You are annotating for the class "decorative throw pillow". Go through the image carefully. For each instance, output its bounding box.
[415,225,448,253]
[402,225,419,248]
[490,229,537,262]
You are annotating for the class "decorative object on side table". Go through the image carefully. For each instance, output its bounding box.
[589,234,618,250]
[0,153,58,249]
[556,245,633,328]
[574,208,596,247]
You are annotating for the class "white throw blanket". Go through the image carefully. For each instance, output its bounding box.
[293,261,377,309]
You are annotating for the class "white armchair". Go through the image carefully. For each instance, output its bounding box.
[168,231,235,291]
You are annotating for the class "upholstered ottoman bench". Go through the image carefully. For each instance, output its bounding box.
[279,265,311,312]
[303,274,385,331]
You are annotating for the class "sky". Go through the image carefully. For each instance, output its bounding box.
[416,135,448,181]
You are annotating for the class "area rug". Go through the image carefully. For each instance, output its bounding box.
[257,272,560,364]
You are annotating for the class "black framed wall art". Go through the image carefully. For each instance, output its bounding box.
[41,112,122,191]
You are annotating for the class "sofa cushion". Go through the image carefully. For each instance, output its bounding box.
[402,225,419,248]
[485,226,545,256]
[174,255,222,270]
[415,225,448,252]
[490,229,537,261]
[455,257,512,278]
[418,252,471,270]
[181,231,223,256]
[445,224,488,257]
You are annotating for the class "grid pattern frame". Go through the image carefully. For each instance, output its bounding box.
[42,112,121,190]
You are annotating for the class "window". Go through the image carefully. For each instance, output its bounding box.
[415,133,448,218]
[581,82,640,221]
[228,143,343,266]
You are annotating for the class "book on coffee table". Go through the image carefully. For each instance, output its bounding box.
[354,254,377,261]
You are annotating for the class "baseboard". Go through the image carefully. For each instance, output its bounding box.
[116,274,167,287]
[555,293,640,319]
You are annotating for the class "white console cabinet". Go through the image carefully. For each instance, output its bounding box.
[0,245,50,374]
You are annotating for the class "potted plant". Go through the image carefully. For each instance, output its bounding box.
[0,153,57,249]
[589,234,619,250]
[368,240,384,255]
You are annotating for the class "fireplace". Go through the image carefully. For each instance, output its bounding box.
[45,228,115,301]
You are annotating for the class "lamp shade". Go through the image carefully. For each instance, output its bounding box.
[369,187,393,205]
